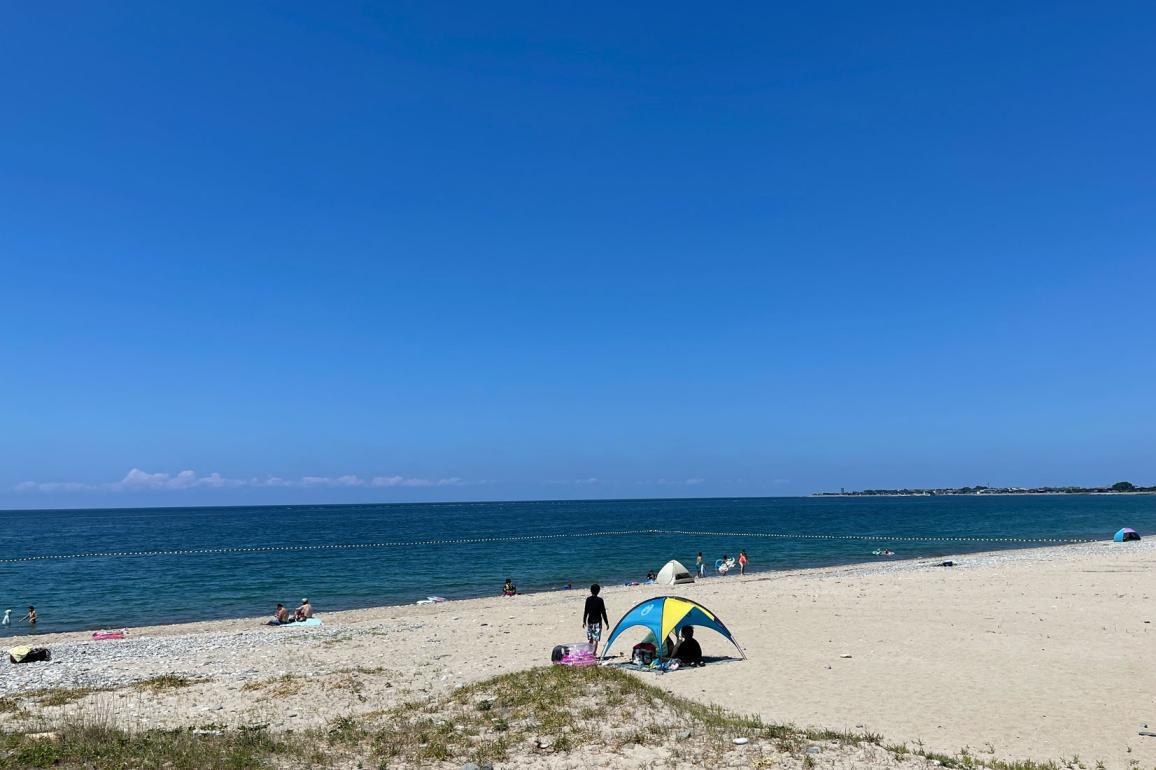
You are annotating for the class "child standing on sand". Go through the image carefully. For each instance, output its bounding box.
[582,584,609,655]
[696,552,704,577]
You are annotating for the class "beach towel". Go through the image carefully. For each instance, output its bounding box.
[273,617,322,627]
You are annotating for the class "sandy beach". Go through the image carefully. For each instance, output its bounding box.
[3,540,1154,768]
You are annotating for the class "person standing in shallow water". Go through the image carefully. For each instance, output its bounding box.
[738,550,749,575]
[696,552,704,577]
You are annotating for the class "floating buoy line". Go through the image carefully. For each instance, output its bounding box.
[0,528,1098,564]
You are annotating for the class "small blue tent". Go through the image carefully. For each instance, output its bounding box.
[1114,528,1141,542]
[600,595,746,660]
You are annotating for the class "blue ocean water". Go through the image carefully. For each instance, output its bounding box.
[1,495,1151,634]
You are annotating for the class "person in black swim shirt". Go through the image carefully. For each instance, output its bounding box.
[672,625,703,666]
[582,584,609,655]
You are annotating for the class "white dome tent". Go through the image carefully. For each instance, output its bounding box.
[655,559,696,586]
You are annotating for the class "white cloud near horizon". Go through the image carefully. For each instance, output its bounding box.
[649,477,708,486]
[13,468,471,494]
[545,477,707,487]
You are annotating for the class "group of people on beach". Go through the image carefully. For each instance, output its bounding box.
[694,549,748,576]
[507,547,753,599]
[640,549,750,582]
[685,550,750,577]
[1,607,36,628]
[267,598,313,625]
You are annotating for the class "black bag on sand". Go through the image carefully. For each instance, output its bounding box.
[8,647,51,664]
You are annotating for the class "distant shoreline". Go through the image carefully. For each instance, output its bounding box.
[813,491,1156,497]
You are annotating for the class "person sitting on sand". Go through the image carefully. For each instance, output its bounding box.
[672,626,703,667]
[295,598,313,621]
[502,578,517,597]
[267,603,289,625]
[645,569,657,582]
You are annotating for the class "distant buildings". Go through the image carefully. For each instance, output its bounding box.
[814,481,1154,496]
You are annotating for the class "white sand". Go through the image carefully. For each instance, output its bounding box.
[4,540,1154,768]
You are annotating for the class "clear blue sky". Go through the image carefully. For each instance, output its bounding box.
[2,2,1154,508]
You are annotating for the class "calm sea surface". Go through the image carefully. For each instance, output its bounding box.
[1,495,1151,634]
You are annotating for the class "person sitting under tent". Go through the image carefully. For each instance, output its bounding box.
[600,595,746,664]
[672,626,703,667]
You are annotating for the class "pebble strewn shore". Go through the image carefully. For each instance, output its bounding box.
[1,621,424,697]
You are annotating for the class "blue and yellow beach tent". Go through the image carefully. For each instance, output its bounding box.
[601,595,746,660]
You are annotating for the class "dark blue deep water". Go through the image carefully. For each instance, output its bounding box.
[1,495,1152,633]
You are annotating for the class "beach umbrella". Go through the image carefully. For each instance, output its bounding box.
[600,595,746,660]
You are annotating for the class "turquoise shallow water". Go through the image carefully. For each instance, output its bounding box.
[1,495,1151,634]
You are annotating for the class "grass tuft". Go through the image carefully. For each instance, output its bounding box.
[27,688,106,708]
[0,665,1078,769]
[134,674,200,692]
[0,723,292,769]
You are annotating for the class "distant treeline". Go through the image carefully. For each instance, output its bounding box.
[815,481,1155,496]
